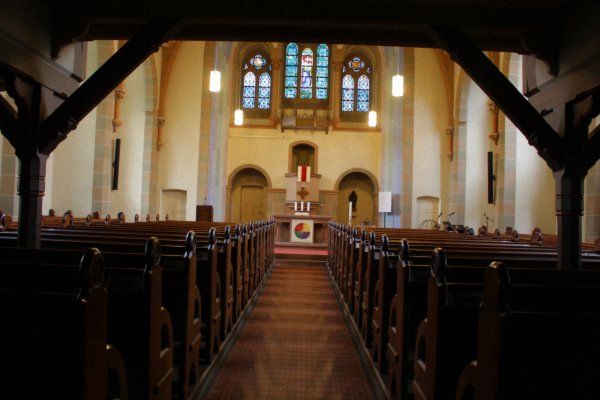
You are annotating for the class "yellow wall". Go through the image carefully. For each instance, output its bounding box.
[157,41,205,220]
[412,48,448,227]
[227,128,381,191]
[49,41,98,216]
[111,61,145,218]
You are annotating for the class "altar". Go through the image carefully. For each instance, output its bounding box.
[273,214,331,245]
[273,166,331,246]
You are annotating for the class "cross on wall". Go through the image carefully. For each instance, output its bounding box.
[297,187,309,200]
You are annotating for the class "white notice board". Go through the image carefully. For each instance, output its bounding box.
[378,192,392,213]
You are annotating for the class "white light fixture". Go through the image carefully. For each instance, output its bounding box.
[209,70,221,92]
[368,110,377,127]
[234,108,244,126]
[392,74,404,97]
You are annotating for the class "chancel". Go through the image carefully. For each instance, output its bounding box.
[0,1,599,399]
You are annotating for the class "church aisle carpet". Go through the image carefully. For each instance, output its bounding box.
[203,262,376,399]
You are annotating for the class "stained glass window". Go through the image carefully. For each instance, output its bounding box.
[340,54,372,115]
[316,44,329,99]
[357,75,370,112]
[300,48,314,99]
[285,43,299,99]
[342,75,355,112]
[258,73,271,109]
[284,43,329,102]
[242,72,256,109]
[241,51,272,112]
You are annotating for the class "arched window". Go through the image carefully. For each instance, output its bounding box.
[241,52,272,115]
[284,43,329,103]
[340,55,372,118]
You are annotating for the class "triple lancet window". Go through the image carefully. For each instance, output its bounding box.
[284,43,330,102]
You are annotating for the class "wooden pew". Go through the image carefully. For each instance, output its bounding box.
[105,238,174,400]
[361,231,380,346]
[353,229,369,326]
[371,235,399,374]
[232,224,245,321]
[455,263,600,400]
[326,222,600,399]
[412,248,483,400]
[387,239,429,400]
[158,232,202,400]
[0,248,129,400]
[346,228,360,313]
[0,234,200,399]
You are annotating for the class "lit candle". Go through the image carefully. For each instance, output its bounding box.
[301,200,304,211]
[294,201,297,211]
[307,202,311,211]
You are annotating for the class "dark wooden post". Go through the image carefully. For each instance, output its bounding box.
[429,26,600,271]
[554,168,584,270]
[16,151,48,248]
[0,18,182,248]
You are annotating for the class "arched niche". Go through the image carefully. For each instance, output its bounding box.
[161,189,187,221]
[227,165,271,223]
[288,141,318,173]
[335,169,379,225]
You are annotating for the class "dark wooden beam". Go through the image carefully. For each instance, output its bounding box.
[41,18,182,154]
[586,126,600,171]
[429,25,565,172]
[0,95,18,148]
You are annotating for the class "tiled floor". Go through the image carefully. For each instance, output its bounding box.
[203,262,375,399]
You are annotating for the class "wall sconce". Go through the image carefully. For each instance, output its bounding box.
[368,110,377,127]
[234,109,244,126]
[209,70,221,93]
[392,74,404,97]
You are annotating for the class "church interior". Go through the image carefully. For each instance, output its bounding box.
[0,1,599,399]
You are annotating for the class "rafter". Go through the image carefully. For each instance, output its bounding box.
[429,25,565,171]
[41,18,182,154]
[0,94,18,148]
[586,125,600,171]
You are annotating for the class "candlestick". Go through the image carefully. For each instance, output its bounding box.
[348,201,352,222]
[307,202,311,211]
[301,200,304,211]
[294,201,297,211]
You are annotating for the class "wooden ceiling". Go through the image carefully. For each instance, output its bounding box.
[48,0,582,53]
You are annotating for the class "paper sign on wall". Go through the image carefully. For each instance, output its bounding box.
[378,192,392,213]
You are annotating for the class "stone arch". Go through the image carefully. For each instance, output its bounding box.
[335,168,379,225]
[226,165,272,222]
[334,168,379,192]
[227,164,272,188]
[288,140,319,173]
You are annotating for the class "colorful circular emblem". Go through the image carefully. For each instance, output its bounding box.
[294,223,311,239]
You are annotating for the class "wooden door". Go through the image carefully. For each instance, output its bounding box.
[240,185,265,222]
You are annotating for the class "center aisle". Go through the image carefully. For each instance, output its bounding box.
[203,262,376,399]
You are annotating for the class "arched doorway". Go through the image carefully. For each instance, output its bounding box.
[229,166,270,223]
[336,170,378,225]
